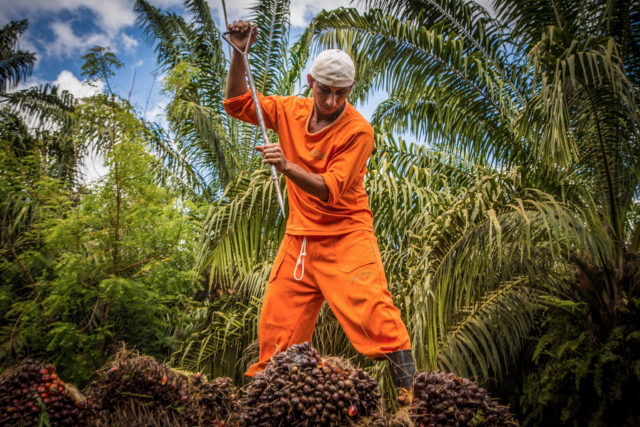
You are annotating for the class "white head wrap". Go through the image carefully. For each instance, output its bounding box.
[310,49,355,87]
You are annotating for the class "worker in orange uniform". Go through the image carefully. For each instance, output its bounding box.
[223,21,415,395]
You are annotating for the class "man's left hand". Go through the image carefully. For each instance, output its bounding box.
[255,144,289,173]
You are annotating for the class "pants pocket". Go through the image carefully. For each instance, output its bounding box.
[268,235,291,283]
[335,230,377,274]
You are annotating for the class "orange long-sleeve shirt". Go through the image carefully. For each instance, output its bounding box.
[223,91,374,235]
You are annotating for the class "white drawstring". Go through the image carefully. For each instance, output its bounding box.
[293,237,307,281]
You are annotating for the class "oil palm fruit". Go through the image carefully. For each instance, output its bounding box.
[84,350,237,425]
[239,342,382,426]
[0,359,87,426]
[410,371,519,426]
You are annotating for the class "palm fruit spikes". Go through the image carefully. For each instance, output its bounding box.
[239,342,383,426]
[410,371,519,426]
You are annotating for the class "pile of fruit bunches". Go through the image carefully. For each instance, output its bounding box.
[0,359,87,426]
[410,371,519,426]
[84,353,237,426]
[188,375,239,426]
[239,342,383,426]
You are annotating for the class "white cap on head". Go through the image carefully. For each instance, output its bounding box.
[310,49,355,87]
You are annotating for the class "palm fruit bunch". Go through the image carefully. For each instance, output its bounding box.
[187,374,239,426]
[84,349,239,426]
[238,342,382,426]
[410,371,519,426]
[83,352,191,423]
[0,359,87,426]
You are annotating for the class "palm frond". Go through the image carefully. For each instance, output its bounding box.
[134,0,183,68]
[310,7,522,165]
[247,0,291,96]
[173,297,260,382]
[195,168,286,296]
[437,280,538,381]
[0,20,35,93]
[3,84,76,130]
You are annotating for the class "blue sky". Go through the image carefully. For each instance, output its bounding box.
[1,0,373,124]
[0,0,376,179]
[1,0,493,180]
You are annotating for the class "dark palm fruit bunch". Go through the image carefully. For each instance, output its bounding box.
[84,351,239,426]
[410,371,519,426]
[238,342,382,426]
[187,374,239,426]
[0,359,87,426]
[84,354,191,422]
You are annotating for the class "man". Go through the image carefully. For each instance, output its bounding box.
[223,20,415,395]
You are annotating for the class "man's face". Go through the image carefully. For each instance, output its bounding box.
[307,74,353,116]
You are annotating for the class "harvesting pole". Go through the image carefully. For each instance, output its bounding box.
[222,29,286,218]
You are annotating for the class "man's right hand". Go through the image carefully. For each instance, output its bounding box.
[227,20,258,53]
[225,21,258,99]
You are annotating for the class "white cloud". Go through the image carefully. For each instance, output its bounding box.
[54,70,104,99]
[80,149,109,185]
[7,70,102,99]
[49,21,113,57]
[1,0,153,60]
[1,0,135,34]
[472,0,497,17]
[121,32,139,52]
[148,0,185,7]
[289,0,360,28]
[8,78,47,94]
[145,99,167,123]
[209,0,360,29]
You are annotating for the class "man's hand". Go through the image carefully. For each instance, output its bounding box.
[227,20,258,53]
[255,144,329,202]
[225,21,258,99]
[255,144,289,173]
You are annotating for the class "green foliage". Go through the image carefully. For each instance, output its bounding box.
[0,19,35,93]
[520,297,640,426]
[0,96,201,386]
[308,0,639,412]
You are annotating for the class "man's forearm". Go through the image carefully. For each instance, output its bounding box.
[283,162,329,202]
[225,51,248,99]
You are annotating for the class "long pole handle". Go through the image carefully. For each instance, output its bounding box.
[222,31,286,218]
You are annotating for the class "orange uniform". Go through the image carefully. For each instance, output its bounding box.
[223,91,411,376]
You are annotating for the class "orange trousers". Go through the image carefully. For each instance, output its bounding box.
[245,230,411,377]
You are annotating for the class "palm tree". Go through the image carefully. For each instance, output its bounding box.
[0,20,35,93]
[307,0,639,416]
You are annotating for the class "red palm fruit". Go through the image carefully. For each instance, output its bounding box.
[348,405,358,417]
[161,375,168,385]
